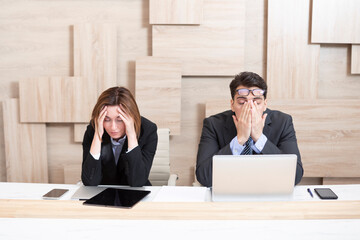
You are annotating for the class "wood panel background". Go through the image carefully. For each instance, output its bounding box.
[311,0,360,44]
[2,99,48,183]
[150,0,203,25]
[1,0,360,185]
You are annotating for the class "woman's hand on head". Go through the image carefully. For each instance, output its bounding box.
[117,105,136,139]
[96,106,107,141]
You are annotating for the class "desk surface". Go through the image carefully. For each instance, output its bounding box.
[1,182,360,220]
[1,199,360,220]
[1,182,360,239]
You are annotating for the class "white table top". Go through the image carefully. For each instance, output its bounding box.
[1,182,360,202]
[1,182,360,240]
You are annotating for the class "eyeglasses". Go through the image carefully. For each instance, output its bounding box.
[236,88,265,97]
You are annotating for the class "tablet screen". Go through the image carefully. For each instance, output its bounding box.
[83,188,151,208]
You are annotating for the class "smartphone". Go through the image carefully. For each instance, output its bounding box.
[42,188,69,200]
[314,188,338,200]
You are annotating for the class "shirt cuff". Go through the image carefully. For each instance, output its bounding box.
[230,136,245,155]
[126,145,138,153]
[252,134,267,153]
[90,152,100,160]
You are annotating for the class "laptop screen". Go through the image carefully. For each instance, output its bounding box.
[212,154,297,201]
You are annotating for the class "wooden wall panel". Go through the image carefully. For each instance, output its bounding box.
[74,124,88,143]
[135,57,181,135]
[150,0,203,25]
[205,99,360,178]
[318,45,360,99]
[74,23,117,96]
[267,0,320,99]
[64,164,81,184]
[19,77,89,122]
[152,0,245,76]
[351,45,360,74]
[2,99,48,183]
[311,0,360,44]
[323,178,360,185]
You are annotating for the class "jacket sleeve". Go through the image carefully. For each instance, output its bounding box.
[81,125,103,186]
[261,115,304,185]
[196,117,232,187]
[122,122,158,187]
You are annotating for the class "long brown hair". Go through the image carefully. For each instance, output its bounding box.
[91,87,141,138]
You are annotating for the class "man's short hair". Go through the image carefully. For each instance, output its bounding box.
[229,72,268,99]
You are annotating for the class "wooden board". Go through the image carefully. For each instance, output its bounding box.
[150,0,203,25]
[267,0,320,99]
[311,0,360,44]
[205,99,360,178]
[74,123,88,143]
[135,57,181,135]
[19,77,90,122]
[152,0,245,76]
[1,199,360,220]
[351,45,360,74]
[318,45,360,99]
[74,23,117,96]
[64,164,81,184]
[323,178,360,185]
[2,99,48,183]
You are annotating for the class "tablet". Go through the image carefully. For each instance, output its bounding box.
[83,188,151,208]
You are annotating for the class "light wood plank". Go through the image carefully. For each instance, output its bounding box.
[351,45,360,74]
[311,0,360,44]
[74,123,88,143]
[152,0,245,76]
[135,57,181,135]
[267,0,320,99]
[150,0,203,25]
[63,164,81,184]
[19,77,90,122]
[1,199,360,220]
[319,45,360,99]
[323,178,360,185]
[74,23,117,96]
[2,99,48,183]
[205,99,360,178]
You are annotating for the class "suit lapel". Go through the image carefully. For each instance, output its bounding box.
[263,108,272,137]
[224,111,237,145]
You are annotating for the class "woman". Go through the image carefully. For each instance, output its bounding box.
[81,87,158,187]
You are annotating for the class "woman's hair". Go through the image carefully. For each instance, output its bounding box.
[91,87,141,138]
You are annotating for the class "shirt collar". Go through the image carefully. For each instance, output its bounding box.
[110,135,126,146]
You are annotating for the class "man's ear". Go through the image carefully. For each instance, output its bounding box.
[230,99,234,112]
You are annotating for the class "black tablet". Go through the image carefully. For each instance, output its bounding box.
[83,188,151,208]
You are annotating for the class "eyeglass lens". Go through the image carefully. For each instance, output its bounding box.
[237,89,264,96]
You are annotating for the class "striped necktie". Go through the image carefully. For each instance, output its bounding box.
[242,136,253,155]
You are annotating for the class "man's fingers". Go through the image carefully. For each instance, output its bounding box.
[262,113,268,125]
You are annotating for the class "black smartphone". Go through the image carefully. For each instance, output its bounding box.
[314,188,338,200]
[42,188,69,200]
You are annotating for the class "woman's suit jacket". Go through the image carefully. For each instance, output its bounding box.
[196,109,304,187]
[81,116,158,187]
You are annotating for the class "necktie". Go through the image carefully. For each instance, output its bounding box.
[242,136,253,155]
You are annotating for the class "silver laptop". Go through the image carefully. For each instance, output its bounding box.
[212,154,297,201]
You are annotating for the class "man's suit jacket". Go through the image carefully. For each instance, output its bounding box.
[196,109,303,187]
[81,116,158,187]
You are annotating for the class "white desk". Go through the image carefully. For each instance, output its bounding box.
[1,182,360,240]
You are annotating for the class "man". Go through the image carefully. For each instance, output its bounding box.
[196,72,303,187]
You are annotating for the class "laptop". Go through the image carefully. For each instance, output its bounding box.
[212,154,297,201]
